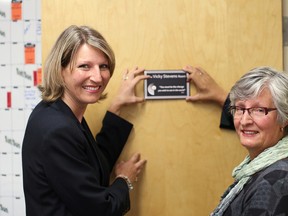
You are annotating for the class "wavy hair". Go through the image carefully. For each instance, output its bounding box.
[39,25,115,102]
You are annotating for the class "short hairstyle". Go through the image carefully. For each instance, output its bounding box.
[39,25,115,102]
[229,66,288,126]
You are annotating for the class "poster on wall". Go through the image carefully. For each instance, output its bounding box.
[0,1,42,215]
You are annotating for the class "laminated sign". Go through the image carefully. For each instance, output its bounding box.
[144,70,189,99]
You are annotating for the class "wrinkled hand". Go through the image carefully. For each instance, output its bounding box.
[115,153,147,183]
[183,65,228,106]
[108,67,150,115]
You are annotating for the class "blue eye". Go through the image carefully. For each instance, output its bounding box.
[79,64,89,68]
[253,108,265,113]
[235,107,244,113]
[100,64,110,70]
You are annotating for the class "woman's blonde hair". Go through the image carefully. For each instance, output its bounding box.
[39,25,115,102]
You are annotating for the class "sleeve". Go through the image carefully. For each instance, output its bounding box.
[42,123,130,216]
[219,95,235,130]
[96,111,133,171]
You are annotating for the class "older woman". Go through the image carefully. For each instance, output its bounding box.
[22,25,148,216]
[185,66,288,215]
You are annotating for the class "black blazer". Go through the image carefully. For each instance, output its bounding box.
[22,99,133,216]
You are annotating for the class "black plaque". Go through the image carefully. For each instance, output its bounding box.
[144,70,189,99]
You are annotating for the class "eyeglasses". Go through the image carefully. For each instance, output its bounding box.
[229,106,277,118]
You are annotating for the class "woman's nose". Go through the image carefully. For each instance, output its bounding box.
[90,67,102,82]
[240,111,253,125]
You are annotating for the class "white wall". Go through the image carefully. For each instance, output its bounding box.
[0,1,42,216]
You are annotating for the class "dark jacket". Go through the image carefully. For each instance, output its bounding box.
[220,96,235,130]
[22,99,133,216]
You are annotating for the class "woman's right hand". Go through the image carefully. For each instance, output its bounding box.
[184,65,228,107]
[108,67,150,116]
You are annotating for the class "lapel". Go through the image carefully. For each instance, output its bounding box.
[52,99,107,185]
[80,118,109,185]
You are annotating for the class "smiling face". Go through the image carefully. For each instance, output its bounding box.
[61,43,111,114]
[234,88,284,159]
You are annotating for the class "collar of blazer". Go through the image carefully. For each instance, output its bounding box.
[51,99,108,185]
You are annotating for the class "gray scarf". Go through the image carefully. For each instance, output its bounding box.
[211,136,288,216]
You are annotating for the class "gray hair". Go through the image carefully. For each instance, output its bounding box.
[229,66,288,126]
[40,25,115,102]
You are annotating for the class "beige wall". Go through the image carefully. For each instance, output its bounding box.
[42,1,283,215]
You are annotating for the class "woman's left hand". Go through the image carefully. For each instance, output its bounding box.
[108,67,150,115]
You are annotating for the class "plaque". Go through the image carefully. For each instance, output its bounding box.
[144,70,189,99]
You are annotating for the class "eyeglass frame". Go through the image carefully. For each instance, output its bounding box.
[229,106,277,118]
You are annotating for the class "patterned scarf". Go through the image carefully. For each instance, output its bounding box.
[210,136,288,216]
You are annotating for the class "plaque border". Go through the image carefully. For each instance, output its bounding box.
[144,70,190,100]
